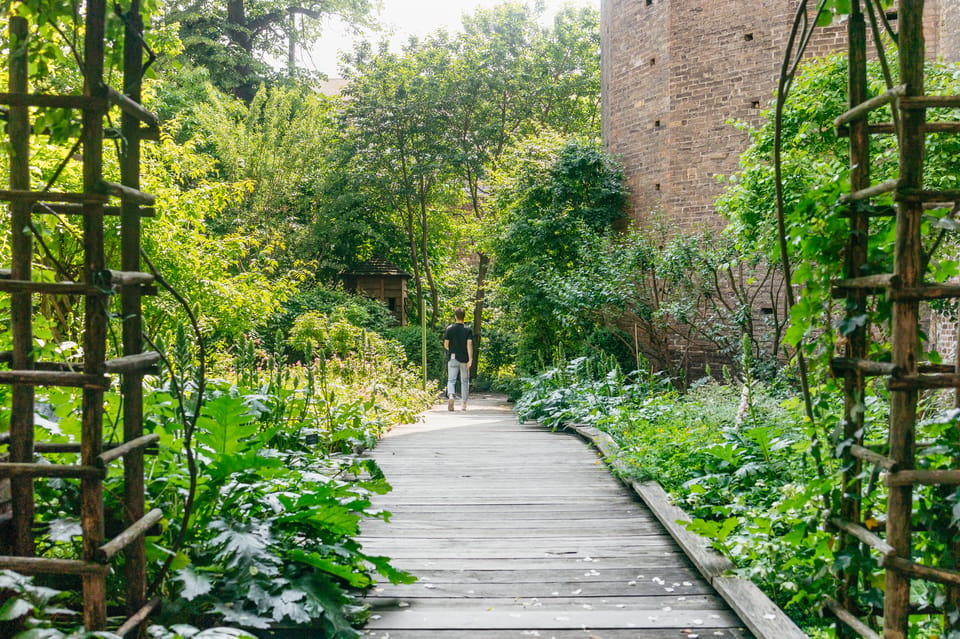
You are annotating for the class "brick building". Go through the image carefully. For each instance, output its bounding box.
[601,0,956,230]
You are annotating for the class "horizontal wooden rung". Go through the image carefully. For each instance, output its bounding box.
[0,369,109,389]
[887,469,960,486]
[839,122,960,137]
[0,352,82,372]
[0,92,107,110]
[96,508,163,562]
[0,189,109,204]
[823,598,880,639]
[0,462,104,479]
[887,556,960,586]
[842,179,900,203]
[898,189,960,203]
[831,358,897,377]
[889,373,960,390]
[29,441,159,455]
[0,279,102,295]
[849,444,897,471]
[98,434,160,466]
[107,88,159,127]
[103,351,161,374]
[829,516,895,557]
[115,597,162,638]
[834,274,898,289]
[32,203,156,217]
[97,181,155,206]
[834,84,906,128]
[891,285,960,302]
[99,270,154,287]
[920,363,957,374]
[838,205,896,218]
[0,555,110,576]
[900,95,960,109]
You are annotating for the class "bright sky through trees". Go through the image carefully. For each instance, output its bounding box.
[304,0,598,76]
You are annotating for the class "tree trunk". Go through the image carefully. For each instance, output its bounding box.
[471,252,488,377]
[226,0,256,101]
[419,191,439,330]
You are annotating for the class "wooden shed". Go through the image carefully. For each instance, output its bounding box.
[341,258,412,325]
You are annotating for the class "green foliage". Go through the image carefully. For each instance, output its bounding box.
[14,312,431,635]
[515,360,836,632]
[161,0,376,100]
[192,85,371,272]
[384,325,447,386]
[489,135,627,371]
[0,569,256,639]
[141,128,302,347]
[259,284,397,357]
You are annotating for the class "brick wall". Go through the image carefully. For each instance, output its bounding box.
[601,0,960,375]
[601,0,954,229]
[937,0,960,61]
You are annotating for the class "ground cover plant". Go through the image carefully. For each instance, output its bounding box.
[1,312,430,639]
[515,357,850,635]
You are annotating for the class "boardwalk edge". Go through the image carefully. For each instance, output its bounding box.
[561,421,809,639]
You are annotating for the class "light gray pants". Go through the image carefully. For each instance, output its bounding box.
[447,355,470,402]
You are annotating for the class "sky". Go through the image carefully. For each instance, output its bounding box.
[301,0,599,77]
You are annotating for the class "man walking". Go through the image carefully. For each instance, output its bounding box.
[443,308,473,411]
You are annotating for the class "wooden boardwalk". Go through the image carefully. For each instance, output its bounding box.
[359,395,753,638]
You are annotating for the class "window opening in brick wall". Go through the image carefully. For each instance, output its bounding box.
[650,57,656,65]
[654,119,661,127]
[744,33,754,41]
[645,0,653,5]
[751,100,760,108]
[655,183,661,191]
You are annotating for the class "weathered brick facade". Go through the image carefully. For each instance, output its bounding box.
[601,0,959,377]
[602,0,957,229]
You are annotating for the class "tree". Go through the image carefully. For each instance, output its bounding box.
[489,135,627,370]
[338,40,460,329]
[162,0,376,100]
[437,2,602,372]
[191,84,360,272]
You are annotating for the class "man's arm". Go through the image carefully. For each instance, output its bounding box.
[466,339,473,368]
[444,339,450,353]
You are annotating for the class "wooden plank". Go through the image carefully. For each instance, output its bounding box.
[385,566,703,584]
[366,599,743,629]
[360,397,760,636]
[361,630,751,639]
[713,577,808,639]
[370,580,716,598]
[386,555,688,571]
[630,481,735,579]
[570,417,803,639]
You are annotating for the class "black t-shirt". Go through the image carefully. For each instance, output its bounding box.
[444,322,473,363]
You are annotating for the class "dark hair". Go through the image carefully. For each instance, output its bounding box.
[454,307,466,321]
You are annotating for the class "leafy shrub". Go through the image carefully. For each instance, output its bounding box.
[383,325,446,386]
[0,569,255,639]
[259,285,397,357]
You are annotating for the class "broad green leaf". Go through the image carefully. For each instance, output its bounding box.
[289,549,371,588]
[0,597,33,621]
[175,566,214,600]
[195,395,258,456]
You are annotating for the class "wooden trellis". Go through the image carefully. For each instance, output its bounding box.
[0,1,162,633]
[827,1,960,637]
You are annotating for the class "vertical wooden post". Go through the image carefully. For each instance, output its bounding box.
[81,0,108,629]
[121,1,148,631]
[950,319,960,632]
[8,14,35,559]
[884,1,925,637]
[838,3,869,635]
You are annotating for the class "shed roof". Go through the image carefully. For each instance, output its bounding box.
[343,257,412,279]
